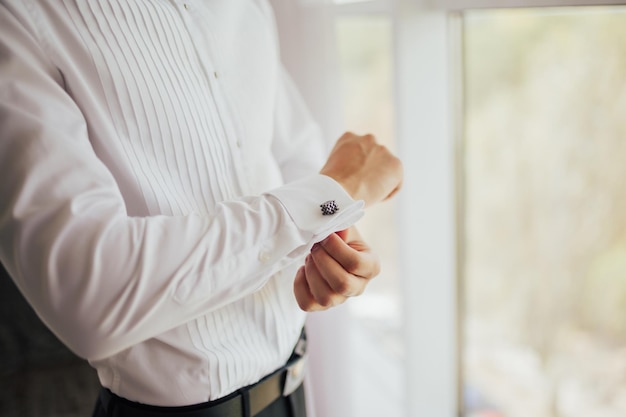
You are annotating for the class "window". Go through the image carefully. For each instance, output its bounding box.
[462,7,626,417]
[330,1,626,416]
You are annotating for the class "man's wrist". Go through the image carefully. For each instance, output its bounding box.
[265,174,364,237]
[319,174,362,205]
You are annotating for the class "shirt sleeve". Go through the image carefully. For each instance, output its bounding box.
[270,64,330,182]
[0,4,363,361]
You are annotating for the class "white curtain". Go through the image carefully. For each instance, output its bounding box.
[268,1,356,417]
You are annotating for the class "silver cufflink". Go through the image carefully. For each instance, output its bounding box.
[320,200,339,216]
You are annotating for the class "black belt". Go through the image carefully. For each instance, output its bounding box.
[99,333,308,417]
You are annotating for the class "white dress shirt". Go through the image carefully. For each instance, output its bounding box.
[0,0,364,406]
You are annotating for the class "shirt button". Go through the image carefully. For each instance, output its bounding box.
[213,71,219,79]
[183,3,189,10]
[236,140,242,148]
[258,251,271,263]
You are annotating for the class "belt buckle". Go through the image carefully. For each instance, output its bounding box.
[283,355,306,396]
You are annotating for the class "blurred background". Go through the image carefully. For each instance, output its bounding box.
[333,2,626,417]
[462,7,626,417]
[3,1,626,417]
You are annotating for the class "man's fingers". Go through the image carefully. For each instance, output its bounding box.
[310,242,367,297]
[317,233,380,279]
[293,228,382,312]
[293,261,348,312]
[384,179,403,202]
[304,254,346,308]
[293,266,324,312]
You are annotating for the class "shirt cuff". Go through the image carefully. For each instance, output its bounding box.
[266,174,365,243]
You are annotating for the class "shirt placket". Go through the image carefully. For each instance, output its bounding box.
[172,0,252,196]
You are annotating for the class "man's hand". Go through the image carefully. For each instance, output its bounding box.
[320,132,403,207]
[293,227,380,312]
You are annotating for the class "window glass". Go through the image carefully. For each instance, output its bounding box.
[462,7,626,417]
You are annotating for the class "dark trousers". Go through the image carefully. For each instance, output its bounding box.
[91,384,307,417]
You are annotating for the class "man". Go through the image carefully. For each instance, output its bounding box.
[0,1,403,416]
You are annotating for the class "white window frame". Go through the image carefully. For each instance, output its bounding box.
[392,5,459,417]
[334,0,626,416]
